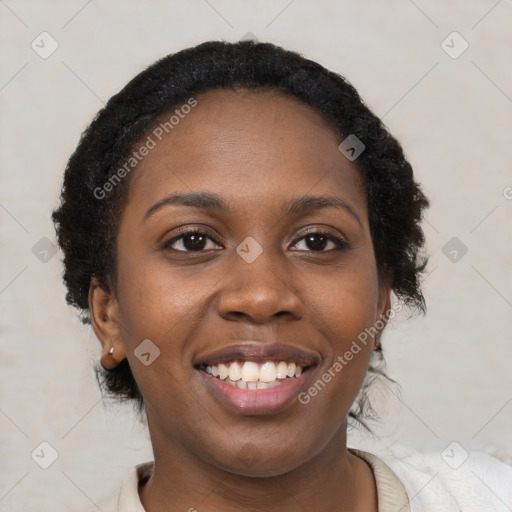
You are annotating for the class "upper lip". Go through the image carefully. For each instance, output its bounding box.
[193,342,319,367]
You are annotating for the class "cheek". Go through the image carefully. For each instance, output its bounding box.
[301,259,380,406]
[115,257,211,344]
[305,254,381,345]
[114,254,226,394]
[113,262,198,411]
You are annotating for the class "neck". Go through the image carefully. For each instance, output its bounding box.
[139,417,377,512]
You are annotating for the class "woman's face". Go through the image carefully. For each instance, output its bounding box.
[97,89,391,476]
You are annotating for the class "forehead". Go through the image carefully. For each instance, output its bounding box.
[126,88,366,217]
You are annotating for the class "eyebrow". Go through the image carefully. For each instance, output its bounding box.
[143,192,362,227]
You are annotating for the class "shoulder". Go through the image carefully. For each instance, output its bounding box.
[371,444,512,512]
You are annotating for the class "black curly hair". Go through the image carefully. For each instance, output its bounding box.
[52,40,429,425]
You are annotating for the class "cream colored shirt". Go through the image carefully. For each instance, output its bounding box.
[92,449,410,512]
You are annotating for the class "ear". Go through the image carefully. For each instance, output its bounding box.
[375,270,393,349]
[89,277,126,370]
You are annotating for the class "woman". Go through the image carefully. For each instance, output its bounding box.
[52,40,511,512]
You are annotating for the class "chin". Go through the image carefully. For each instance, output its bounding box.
[204,444,315,478]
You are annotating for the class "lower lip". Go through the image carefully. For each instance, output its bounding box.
[198,368,314,415]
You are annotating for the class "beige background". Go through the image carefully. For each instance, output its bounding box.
[1,1,511,510]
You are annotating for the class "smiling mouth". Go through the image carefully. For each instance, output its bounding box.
[197,360,315,390]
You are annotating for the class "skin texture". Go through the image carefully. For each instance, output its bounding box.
[90,89,392,511]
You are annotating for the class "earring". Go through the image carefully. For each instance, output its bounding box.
[100,347,116,372]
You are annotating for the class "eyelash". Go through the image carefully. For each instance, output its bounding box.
[162,227,348,253]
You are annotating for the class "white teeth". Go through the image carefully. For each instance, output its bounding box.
[228,362,242,381]
[204,359,308,386]
[259,362,277,382]
[218,363,229,380]
[241,361,259,382]
[223,378,283,390]
[276,361,288,379]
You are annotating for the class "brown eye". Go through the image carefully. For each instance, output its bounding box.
[163,230,222,252]
[290,230,348,252]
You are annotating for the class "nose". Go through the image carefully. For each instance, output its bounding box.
[217,252,304,324]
